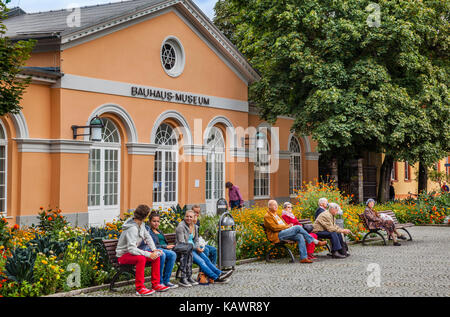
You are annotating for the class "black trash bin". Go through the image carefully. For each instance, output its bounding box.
[217,211,236,271]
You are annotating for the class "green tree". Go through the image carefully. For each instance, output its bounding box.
[0,0,35,115]
[215,0,449,202]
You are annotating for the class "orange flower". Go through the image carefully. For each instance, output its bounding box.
[48,217,53,221]
[13,224,19,230]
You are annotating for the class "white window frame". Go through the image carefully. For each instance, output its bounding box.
[0,121,7,216]
[160,36,185,78]
[404,161,410,180]
[205,127,226,214]
[87,118,121,226]
[289,135,302,197]
[153,123,179,209]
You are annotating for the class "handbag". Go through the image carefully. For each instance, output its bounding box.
[197,272,209,285]
[172,242,193,254]
[303,224,314,233]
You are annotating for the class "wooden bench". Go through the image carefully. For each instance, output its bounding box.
[358,210,414,246]
[260,220,331,263]
[102,233,178,291]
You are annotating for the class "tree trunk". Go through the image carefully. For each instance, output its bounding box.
[357,158,364,203]
[378,154,394,203]
[418,161,428,195]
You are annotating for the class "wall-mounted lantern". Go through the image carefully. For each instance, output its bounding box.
[71,115,104,142]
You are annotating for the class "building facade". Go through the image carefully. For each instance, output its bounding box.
[1,0,319,227]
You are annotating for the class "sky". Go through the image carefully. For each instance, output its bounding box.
[6,0,219,20]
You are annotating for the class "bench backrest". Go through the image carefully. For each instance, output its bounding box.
[298,219,313,226]
[102,239,120,268]
[358,213,370,230]
[164,233,176,245]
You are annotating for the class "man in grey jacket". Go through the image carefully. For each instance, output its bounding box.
[115,204,169,295]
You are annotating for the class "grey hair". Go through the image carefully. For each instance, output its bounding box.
[283,202,292,209]
[318,197,328,206]
[366,198,376,206]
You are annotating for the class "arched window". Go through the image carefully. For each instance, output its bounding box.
[0,122,7,215]
[205,127,225,214]
[88,118,121,226]
[289,136,302,196]
[254,130,270,198]
[153,123,178,208]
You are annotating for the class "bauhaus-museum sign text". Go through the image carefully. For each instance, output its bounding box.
[131,86,210,106]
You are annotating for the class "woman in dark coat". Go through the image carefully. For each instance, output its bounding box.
[363,199,406,246]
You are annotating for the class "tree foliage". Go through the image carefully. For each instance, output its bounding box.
[0,0,35,116]
[215,0,449,160]
[215,0,449,199]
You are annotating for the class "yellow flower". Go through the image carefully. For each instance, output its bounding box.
[41,260,48,265]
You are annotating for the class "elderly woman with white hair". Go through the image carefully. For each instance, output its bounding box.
[313,202,352,258]
[363,199,406,246]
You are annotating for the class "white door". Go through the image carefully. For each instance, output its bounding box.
[88,119,121,226]
[205,127,225,215]
[153,123,178,210]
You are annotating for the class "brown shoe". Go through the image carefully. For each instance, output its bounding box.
[300,258,313,263]
[316,240,327,247]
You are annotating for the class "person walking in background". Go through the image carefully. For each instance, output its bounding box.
[281,202,320,260]
[115,204,169,295]
[226,182,244,210]
[314,198,328,220]
[139,211,178,289]
[389,181,396,201]
[442,181,449,193]
[264,200,327,263]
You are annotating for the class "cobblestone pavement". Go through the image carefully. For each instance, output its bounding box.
[77,226,450,297]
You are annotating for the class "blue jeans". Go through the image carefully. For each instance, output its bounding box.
[278,225,314,260]
[230,200,241,209]
[203,245,217,265]
[193,250,222,280]
[139,245,176,285]
[316,231,343,252]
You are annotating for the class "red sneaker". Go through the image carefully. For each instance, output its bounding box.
[308,254,317,260]
[153,284,170,292]
[136,288,155,296]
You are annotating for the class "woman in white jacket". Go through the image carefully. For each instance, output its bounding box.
[115,204,169,295]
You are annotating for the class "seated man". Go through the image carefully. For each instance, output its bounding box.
[264,200,327,263]
[192,205,217,265]
[313,203,352,259]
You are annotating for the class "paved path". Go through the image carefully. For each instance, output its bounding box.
[76,226,450,297]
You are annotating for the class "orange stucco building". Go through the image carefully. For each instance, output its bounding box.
[1,0,319,227]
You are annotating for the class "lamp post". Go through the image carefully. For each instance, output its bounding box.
[72,115,104,141]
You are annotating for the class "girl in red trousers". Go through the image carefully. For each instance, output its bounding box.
[281,202,319,260]
[115,204,169,295]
